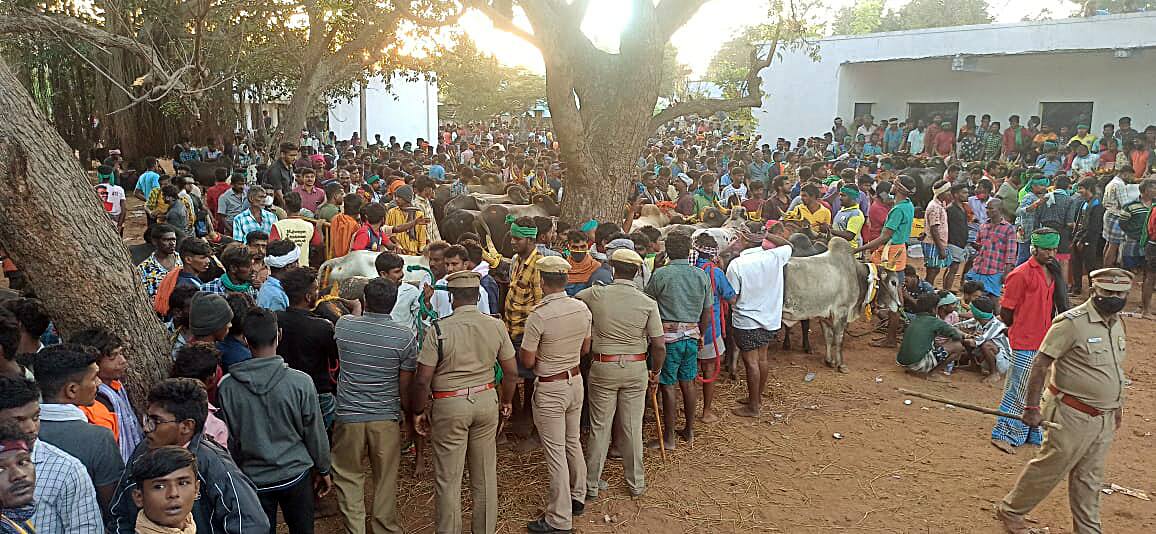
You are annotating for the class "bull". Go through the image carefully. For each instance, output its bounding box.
[781,237,901,373]
[316,250,430,293]
[482,194,561,256]
[439,208,493,246]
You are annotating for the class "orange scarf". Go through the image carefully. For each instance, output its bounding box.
[327,213,359,260]
[567,253,601,284]
[153,269,182,315]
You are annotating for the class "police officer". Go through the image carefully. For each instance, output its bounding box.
[521,256,593,533]
[410,270,519,534]
[997,267,1131,534]
[577,249,665,500]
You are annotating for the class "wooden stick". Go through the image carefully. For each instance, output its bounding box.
[650,386,667,462]
[897,388,1063,431]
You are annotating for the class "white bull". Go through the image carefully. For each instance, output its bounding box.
[781,237,901,373]
[317,250,430,292]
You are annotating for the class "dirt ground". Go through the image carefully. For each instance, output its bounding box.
[304,300,1156,534]
[115,200,1154,533]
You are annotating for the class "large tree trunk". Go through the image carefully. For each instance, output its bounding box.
[0,57,171,409]
[548,49,663,225]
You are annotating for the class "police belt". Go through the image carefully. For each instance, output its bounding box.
[1048,384,1107,417]
[537,366,581,382]
[592,353,647,363]
[432,383,495,399]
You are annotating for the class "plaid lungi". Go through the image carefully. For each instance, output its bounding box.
[991,349,1044,447]
[1102,213,1126,244]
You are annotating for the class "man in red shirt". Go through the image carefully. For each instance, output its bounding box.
[351,202,391,252]
[932,121,956,158]
[991,228,1063,453]
[205,168,232,218]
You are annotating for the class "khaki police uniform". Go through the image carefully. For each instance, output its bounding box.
[522,255,593,530]
[999,268,1131,534]
[575,249,663,498]
[417,271,515,534]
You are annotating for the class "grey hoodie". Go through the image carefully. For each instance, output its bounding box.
[216,356,331,489]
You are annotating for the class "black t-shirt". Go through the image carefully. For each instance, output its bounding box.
[276,308,339,393]
[946,203,969,247]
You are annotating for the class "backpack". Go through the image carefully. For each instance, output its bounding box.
[1119,200,1151,240]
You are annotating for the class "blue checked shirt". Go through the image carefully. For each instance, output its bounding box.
[1016,192,1039,243]
[201,276,260,299]
[231,209,278,243]
[32,440,102,534]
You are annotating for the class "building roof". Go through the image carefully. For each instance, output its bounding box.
[774,11,1156,64]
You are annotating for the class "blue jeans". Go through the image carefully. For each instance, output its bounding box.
[1016,242,1031,265]
[318,392,336,431]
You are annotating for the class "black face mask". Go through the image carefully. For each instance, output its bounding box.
[1093,296,1126,315]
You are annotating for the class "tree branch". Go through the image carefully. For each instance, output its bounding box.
[648,19,782,131]
[655,0,707,39]
[465,0,539,48]
[397,1,467,27]
[0,11,172,81]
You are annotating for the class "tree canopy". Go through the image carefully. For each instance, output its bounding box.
[831,0,994,36]
[429,35,545,123]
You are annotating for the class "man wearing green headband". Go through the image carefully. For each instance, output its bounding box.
[1014,175,1050,265]
[831,185,865,248]
[991,227,1062,454]
[505,216,545,433]
[953,295,1011,385]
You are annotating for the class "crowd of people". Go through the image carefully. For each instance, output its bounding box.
[0,109,1143,534]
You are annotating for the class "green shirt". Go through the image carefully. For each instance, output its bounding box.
[883,198,915,245]
[896,313,962,366]
[692,192,717,216]
[644,259,711,324]
[315,204,340,222]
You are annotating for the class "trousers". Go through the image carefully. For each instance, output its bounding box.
[431,388,499,534]
[585,359,647,498]
[999,391,1117,534]
[533,375,586,529]
[257,472,314,534]
[331,420,402,534]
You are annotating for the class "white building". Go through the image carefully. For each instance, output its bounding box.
[328,73,439,144]
[756,11,1156,141]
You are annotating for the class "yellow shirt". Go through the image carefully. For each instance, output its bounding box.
[385,207,427,255]
[785,203,832,233]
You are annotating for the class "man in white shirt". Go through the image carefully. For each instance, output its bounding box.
[720,168,749,207]
[431,245,491,318]
[725,231,792,418]
[906,120,926,154]
[856,115,878,140]
[375,252,423,331]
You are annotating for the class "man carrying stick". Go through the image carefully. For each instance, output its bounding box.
[996,268,1131,534]
[991,228,1065,454]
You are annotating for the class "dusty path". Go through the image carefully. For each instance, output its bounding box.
[112,200,1152,533]
[308,310,1156,534]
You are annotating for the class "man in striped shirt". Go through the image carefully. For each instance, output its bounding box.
[331,278,417,534]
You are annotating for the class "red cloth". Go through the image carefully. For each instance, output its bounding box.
[351,223,389,252]
[932,131,956,157]
[862,200,888,244]
[1148,203,1156,241]
[1000,257,1056,351]
[206,182,230,216]
[1002,126,1030,157]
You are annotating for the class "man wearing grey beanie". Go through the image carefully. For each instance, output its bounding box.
[189,292,233,344]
